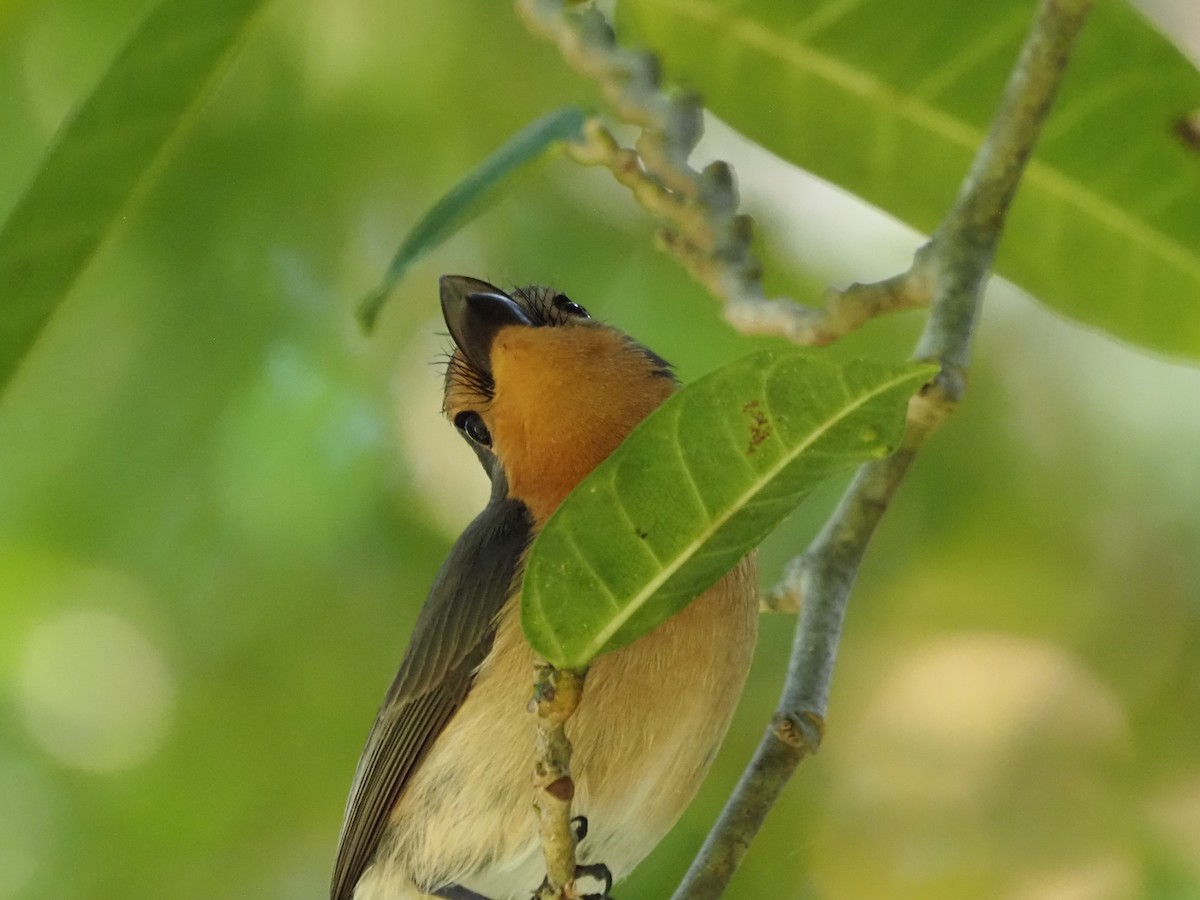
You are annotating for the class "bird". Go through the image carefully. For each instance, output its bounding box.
[331,275,759,900]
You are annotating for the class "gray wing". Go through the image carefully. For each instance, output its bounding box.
[330,492,532,900]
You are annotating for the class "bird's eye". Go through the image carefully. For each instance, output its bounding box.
[553,293,590,319]
[454,411,492,447]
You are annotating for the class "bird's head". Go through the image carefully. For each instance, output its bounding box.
[440,275,676,523]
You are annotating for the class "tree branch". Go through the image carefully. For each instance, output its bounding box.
[515,0,926,345]
[672,0,1096,896]
[531,662,586,899]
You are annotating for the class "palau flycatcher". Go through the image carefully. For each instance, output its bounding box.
[331,276,758,900]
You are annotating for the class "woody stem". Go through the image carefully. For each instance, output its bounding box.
[673,0,1096,896]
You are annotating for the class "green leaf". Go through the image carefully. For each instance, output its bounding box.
[520,350,934,669]
[357,106,588,332]
[618,0,1200,361]
[0,0,271,390]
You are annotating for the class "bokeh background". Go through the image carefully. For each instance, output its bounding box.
[1,1,1199,899]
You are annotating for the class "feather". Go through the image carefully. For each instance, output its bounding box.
[330,473,532,900]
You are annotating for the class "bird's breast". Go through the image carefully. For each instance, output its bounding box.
[379,553,758,898]
[566,553,759,874]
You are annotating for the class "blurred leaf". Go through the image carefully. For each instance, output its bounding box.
[0,0,35,36]
[618,0,1200,361]
[0,0,270,390]
[358,106,587,332]
[521,350,933,669]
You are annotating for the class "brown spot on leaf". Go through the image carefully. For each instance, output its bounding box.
[1173,110,1200,154]
[744,403,771,454]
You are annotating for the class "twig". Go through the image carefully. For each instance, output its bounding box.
[671,1,1096,897]
[531,662,586,899]
[515,0,925,344]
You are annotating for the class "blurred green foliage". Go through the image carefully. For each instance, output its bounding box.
[0,2,1198,900]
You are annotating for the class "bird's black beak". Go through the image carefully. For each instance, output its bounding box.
[440,276,532,378]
